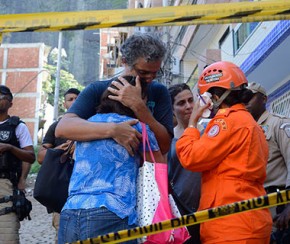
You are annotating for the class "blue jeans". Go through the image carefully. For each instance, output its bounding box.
[58,207,137,244]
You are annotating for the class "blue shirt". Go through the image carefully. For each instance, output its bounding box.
[67,79,174,138]
[63,113,159,225]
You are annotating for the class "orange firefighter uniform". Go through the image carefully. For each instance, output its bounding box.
[176,104,272,244]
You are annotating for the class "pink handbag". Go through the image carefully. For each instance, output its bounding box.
[137,123,191,244]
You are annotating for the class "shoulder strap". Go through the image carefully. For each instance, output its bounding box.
[8,116,23,126]
[141,122,156,163]
[60,141,75,164]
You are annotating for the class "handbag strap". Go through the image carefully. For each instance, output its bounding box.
[142,123,172,203]
[66,141,74,154]
[141,122,156,164]
[60,141,75,164]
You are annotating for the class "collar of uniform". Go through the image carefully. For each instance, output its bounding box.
[257,110,269,125]
[216,104,246,117]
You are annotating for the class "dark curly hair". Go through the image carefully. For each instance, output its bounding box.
[96,76,147,118]
[120,33,167,66]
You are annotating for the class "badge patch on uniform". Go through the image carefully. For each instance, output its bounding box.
[214,119,227,130]
[280,123,290,138]
[0,131,10,141]
[261,125,269,134]
[207,124,220,137]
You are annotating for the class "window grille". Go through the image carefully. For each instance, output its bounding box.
[270,89,290,118]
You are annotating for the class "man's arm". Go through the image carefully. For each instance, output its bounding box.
[131,100,171,154]
[0,144,35,163]
[37,144,53,164]
[18,161,31,192]
[56,114,142,156]
[56,80,140,141]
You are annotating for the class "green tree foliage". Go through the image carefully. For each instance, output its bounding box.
[43,64,83,115]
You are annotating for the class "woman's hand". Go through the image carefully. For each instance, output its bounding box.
[188,100,212,128]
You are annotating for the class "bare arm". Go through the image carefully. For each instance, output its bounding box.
[132,100,171,154]
[18,161,31,192]
[56,113,142,156]
[37,143,53,164]
[145,151,166,164]
[0,143,35,163]
[188,100,212,128]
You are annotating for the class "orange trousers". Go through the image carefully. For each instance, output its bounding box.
[216,237,270,244]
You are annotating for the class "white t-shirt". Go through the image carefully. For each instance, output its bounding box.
[0,119,33,148]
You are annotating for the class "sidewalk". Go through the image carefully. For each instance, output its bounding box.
[19,174,55,244]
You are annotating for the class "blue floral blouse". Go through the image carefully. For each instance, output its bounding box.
[62,113,159,225]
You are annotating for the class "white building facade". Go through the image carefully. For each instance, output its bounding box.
[164,0,290,117]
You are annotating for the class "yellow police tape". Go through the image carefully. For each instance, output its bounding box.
[68,189,290,244]
[0,0,290,34]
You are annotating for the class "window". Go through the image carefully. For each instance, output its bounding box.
[233,22,259,55]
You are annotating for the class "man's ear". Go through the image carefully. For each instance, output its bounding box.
[212,94,219,102]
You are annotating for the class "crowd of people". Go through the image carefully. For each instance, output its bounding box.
[0,32,289,244]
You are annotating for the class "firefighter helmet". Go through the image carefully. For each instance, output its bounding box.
[198,61,248,94]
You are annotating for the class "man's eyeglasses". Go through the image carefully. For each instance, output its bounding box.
[133,65,164,78]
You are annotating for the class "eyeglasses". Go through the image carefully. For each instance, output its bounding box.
[133,65,164,78]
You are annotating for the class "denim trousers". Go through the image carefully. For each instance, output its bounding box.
[58,207,137,244]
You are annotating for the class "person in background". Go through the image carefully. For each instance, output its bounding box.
[37,88,80,244]
[176,61,272,244]
[55,32,173,157]
[245,82,290,244]
[58,77,164,244]
[168,83,201,244]
[0,85,35,244]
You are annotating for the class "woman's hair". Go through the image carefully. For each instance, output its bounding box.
[120,33,167,66]
[168,83,191,105]
[209,85,253,107]
[96,76,147,118]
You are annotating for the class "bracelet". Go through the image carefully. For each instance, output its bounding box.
[188,125,195,128]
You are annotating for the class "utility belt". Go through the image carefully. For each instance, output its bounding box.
[0,171,14,179]
[0,188,32,221]
[265,185,285,194]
